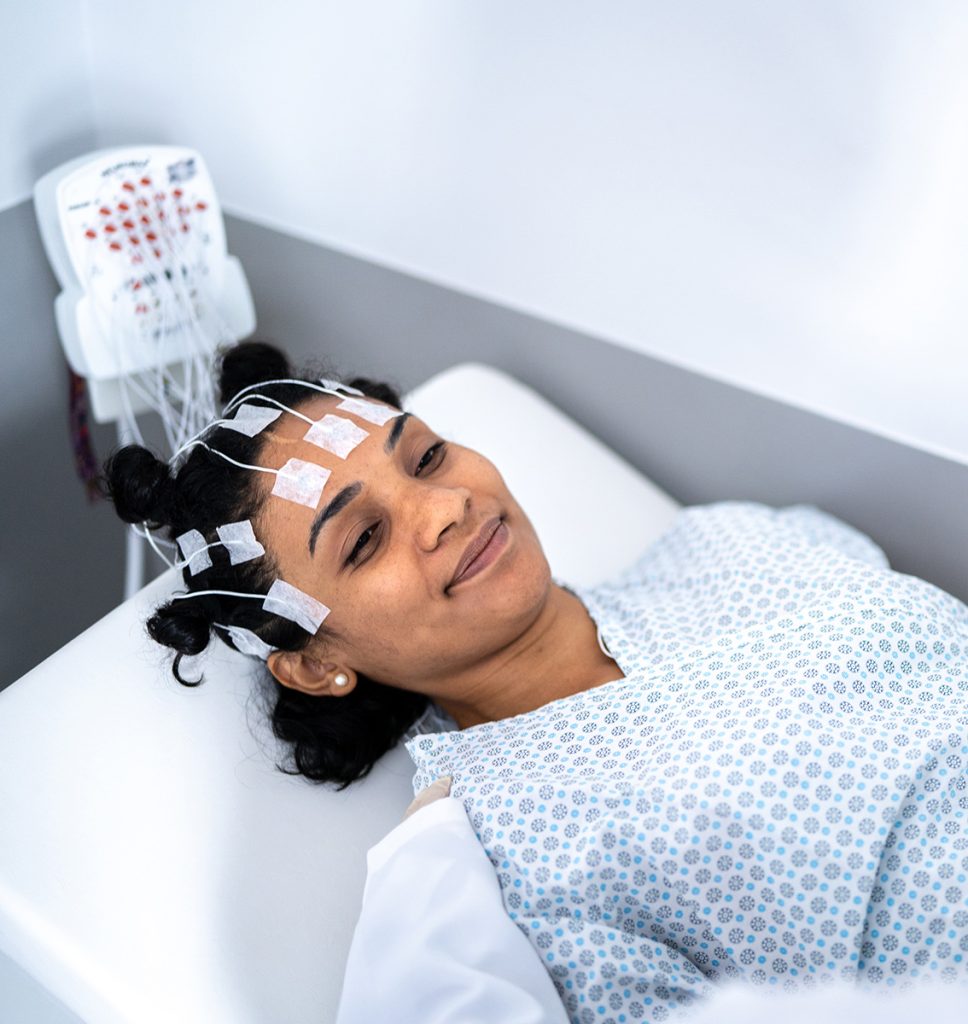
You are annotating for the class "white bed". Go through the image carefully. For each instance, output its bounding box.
[0,362,680,1024]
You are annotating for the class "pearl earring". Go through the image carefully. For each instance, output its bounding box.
[333,672,349,688]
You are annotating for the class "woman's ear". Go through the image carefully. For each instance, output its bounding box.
[267,650,357,697]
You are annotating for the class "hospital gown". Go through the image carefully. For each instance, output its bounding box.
[397,501,968,1022]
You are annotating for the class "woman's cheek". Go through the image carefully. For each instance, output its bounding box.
[341,580,408,638]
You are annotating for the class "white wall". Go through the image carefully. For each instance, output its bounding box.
[0,0,96,212]
[79,0,968,465]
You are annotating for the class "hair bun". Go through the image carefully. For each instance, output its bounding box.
[100,445,176,527]
[148,602,213,686]
[217,340,292,405]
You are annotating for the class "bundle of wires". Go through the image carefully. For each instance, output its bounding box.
[76,184,239,474]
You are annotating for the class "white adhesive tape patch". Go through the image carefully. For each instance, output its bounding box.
[215,520,266,565]
[319,377,364,397]
[336,397,400,426]
[175,529,213,575]
[263,579,330,634]
[221,403,283,437]
[271,458,331,509]
[304,414,369,458]
[217,624,277,661]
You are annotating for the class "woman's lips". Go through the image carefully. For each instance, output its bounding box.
[449,518,508,588]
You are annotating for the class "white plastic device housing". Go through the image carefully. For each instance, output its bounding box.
[33,145,255,423]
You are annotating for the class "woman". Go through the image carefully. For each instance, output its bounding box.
[103,341,968,1022]
[104,340,621,779]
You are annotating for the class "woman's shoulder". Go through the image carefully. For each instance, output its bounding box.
[596,500,888,590]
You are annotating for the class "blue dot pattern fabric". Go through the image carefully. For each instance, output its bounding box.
[405,501,968,1022]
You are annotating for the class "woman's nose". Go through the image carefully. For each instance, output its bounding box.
[414,484,471,551]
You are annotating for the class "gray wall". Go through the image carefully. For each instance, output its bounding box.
[225,213,968,608]
[1,200,132,689]
[2,201,965,689]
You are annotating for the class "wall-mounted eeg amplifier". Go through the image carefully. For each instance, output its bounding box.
[33,145,255,435]
[34,145,257,597]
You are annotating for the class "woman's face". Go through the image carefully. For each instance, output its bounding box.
[254,393,552,695]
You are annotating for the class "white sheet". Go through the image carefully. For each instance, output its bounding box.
[336,797,569,1024]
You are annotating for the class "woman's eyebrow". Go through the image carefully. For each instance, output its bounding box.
[384,411,412,453]
[307,413,412,556]
[308,483,362,555]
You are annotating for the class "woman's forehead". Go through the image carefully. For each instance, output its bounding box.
[266,393,349,440]
[257,394,421,468]
[252,398,424,546]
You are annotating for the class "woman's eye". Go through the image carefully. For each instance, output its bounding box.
[415,441,446,476]
[346,525,377,566]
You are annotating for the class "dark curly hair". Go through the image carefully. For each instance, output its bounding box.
[99,340,431,790]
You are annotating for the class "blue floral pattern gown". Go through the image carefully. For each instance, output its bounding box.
[406,502,968,1022]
